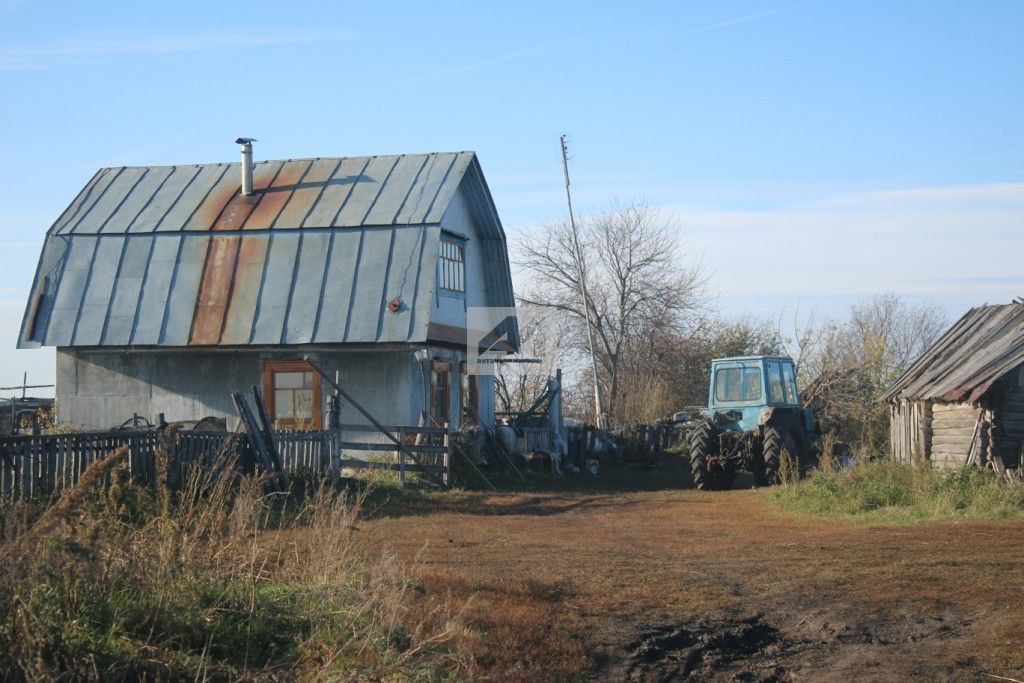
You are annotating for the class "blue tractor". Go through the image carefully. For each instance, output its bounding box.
[688,356,821,490]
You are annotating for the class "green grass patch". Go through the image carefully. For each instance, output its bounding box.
[772,458,1024,523]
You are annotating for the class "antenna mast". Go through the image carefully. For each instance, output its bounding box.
[560,134,605,429]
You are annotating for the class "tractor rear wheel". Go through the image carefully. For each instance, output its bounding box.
[689,421,719,491]
[762,427,798,485]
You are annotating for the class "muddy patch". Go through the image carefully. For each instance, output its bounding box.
[623,612,799,682]
[607,606,981,682]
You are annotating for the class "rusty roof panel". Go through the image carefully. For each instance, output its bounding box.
[243,159,310,230]
[20,151,519,349]
[273,158,338,229]
[220,235,270,345]
[155,165,228,232]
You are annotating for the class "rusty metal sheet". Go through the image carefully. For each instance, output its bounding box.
[243,159,311,230]
[301,156,370,227]
[183,165,242,231]
[220,235,270,345]
[273,158,339,228]
[157,165,228,231]
[189,235,242,344]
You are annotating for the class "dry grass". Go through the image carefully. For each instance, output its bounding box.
[0,449,472,680]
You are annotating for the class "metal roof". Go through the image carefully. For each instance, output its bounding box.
[19,151,515,348]
[882,303,1024,404]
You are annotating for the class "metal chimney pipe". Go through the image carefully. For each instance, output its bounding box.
[235,137,256,196]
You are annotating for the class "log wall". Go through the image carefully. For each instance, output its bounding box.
[929,402,982,469]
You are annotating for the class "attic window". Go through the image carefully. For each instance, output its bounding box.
[439,237,465,293]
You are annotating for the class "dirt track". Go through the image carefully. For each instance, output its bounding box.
[361,467,1024,681]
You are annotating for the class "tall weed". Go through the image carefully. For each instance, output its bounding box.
[0,447,470,680]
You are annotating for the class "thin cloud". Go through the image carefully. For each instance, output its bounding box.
[395,42,559,86]
[0,27,353,70]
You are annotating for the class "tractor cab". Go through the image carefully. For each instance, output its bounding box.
[705,356,801,431]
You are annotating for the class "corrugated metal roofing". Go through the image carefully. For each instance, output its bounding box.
[19,151,516,349]
[882,303,1024,404]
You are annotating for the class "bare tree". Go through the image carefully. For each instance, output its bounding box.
[516,200,708,424]
[796,294,947,452]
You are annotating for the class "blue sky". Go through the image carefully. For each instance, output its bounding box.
[1,0,1022,396]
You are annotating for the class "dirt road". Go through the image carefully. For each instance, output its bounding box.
[361,468,1024,681]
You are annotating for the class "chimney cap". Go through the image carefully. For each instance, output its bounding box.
[235,137,257,145]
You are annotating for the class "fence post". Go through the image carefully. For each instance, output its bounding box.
[442,422,450,487]
[397,426,406,486]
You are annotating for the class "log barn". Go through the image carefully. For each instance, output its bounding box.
[883,303,1024,473]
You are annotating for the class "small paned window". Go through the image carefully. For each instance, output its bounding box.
[262,361,322,429]
[439,239,465,292]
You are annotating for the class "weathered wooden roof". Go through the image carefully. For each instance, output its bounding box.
[18,151,517,349]
[882,303,1024,404]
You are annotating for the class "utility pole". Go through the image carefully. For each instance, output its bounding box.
[560,134,605,429]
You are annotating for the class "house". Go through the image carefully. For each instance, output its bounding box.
[882,303,1024,472]
[18,145,519,432]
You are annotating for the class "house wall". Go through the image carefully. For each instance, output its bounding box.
[56,345,483,431]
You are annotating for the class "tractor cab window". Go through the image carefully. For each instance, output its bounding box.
[714,366,762,403]
[766,362,786,403]
[781,363,799,405]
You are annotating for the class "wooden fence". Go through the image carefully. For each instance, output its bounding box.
[0,424,450,499]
